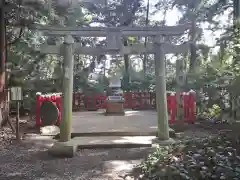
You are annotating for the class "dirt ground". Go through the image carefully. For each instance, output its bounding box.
[1,113,240,179]
[0,127,216,179]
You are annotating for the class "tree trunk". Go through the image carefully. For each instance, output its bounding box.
[0,1,6,91]
[143,0,150,77]
[189,15,197,72]
[233,0,240,65]
[123,39,130,92]
[0,1,6,126]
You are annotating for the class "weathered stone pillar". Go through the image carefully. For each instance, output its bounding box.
[154,36,170,141]
[48,35,77,158]
[60,35,75,142]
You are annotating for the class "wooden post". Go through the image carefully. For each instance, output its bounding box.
[10,87,22,141]
[154,36,169,141]
[60,35,74,142]
[16,101,20,141]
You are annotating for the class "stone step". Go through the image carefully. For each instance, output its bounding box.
[53,128,176,139]
[72,136,155,149]
[48,136,156,157]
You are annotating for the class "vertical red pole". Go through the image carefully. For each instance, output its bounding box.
[183,93,187,122]
[36,94,41,126]
[126,92,130,108]
[183,92,191,122]
[103,94,107,108]
[123,92,127,108]
[95,93,99,109]
[77,93,80,109]
[129,92,131,108]
[189,90,196,122]
[100,93,105,109]
[72,92,75,110]
[133,92,137,109]
[143,92,146,108]
[128,92,132,108]
[167,94,171,122]
[150,92,153,108]
[56,95,62,125]
[80,93,84,110]
[147,92,150,108]
[139,92,143,108]
[170,93,177,123]
[87,95,90,109]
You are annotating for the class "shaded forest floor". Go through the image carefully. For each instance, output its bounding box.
[132,121,240,179]
[1,116,240,179]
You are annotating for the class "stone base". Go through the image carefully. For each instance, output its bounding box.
[105,101,124,115]
[152,138,175,146]
[169,128,176,138]
[87,107,98,111]
[104,111,125,116]
[48,140,77,158]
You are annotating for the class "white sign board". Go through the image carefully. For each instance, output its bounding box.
[10,87,22,101]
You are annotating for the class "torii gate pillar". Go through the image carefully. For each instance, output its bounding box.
[154,36,170,141]
[49,35,77,157]
[60,35,75,142]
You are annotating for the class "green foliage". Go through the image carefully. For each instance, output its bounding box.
[3,0,239,119]
[140,135,240,180]
[201,104,222,118]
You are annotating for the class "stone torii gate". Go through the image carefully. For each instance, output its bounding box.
[35,24,192,157]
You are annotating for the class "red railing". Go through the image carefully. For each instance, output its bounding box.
[36,91,196,126]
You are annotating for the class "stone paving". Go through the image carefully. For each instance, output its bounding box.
[39,110,160,147]
[71,109,159,133]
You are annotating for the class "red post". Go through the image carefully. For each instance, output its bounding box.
[168,93,177,123]
[56,94,62,125]
[183,92,190,122]
[72,92,75,109]
[101,94,107,108]
[123,92,127,108]
[124,92,132,108]
[132,92,138,109]
[139,92,142,108]
[35,93,41,126]
[189,90,196,122]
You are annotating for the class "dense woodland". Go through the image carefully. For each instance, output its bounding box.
[1,0,239,120]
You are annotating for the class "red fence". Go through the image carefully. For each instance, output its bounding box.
[36,93,62,126]
[36,91,196,126]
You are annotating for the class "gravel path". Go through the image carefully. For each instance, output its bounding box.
[0,117,216,180]
[0,141,150,180]
[0,128,213,180]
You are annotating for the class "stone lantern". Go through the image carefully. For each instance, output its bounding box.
[105,75,125,116]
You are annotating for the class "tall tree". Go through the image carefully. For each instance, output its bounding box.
[0,0,6,93]
[233,0,240,65]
